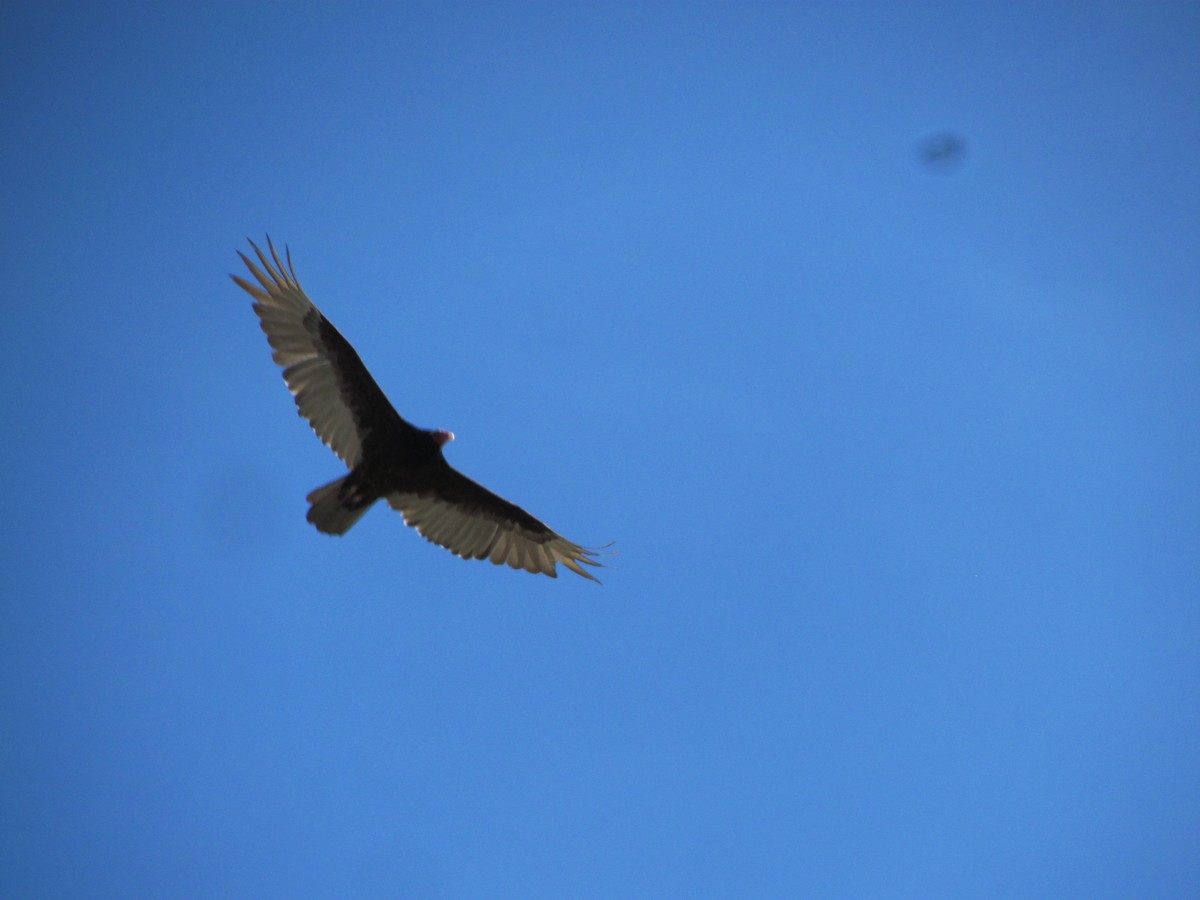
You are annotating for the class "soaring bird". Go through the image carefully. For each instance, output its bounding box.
[232,238,605,582]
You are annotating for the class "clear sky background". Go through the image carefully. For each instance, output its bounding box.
[2,1,1198,897]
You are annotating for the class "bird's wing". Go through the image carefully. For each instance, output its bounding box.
[231,237,418,467]
[387,466,605,582]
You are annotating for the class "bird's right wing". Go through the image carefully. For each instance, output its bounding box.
[387,465,606,582]
[231,237,417,467]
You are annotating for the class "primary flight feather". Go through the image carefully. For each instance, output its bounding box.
[232,237,605,582]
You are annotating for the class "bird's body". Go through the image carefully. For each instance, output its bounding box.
[232,238,604,581]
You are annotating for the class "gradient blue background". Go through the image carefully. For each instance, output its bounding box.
[3,2,1198,896]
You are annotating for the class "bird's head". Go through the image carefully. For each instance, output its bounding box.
[432,429,455,447]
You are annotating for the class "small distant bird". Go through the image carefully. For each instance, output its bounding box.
[919,132,967,172]
[232,238,605,582]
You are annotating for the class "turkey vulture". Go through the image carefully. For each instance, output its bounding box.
[231,237,605,582]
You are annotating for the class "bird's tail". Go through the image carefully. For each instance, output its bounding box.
[306,474,376,535]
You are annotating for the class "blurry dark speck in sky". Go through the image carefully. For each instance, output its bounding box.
[919,131,967,172]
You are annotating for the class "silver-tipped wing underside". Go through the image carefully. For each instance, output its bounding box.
[388,489,604,582]
[232,239,383,467]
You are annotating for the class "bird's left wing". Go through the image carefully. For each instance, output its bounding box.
[231,237,418,467]
[387,466,605,582]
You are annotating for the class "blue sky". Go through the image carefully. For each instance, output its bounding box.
[2,1,1198,896]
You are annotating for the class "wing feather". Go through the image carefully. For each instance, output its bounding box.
[387,466,604,582]
[231,236,419,467]
[488,532,510,566]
